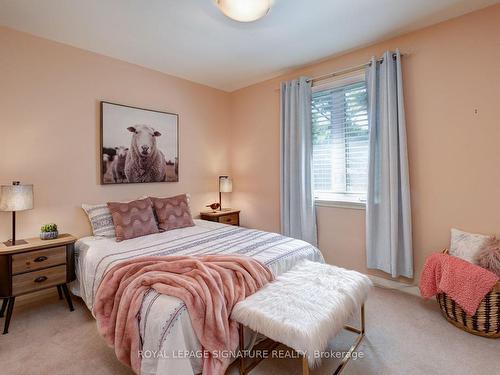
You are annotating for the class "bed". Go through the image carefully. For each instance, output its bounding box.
[72,219,323,375]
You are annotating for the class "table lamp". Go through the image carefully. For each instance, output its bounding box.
[0,181,34,246]
[218,176,232,210]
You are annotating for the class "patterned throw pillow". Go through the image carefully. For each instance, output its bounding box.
[449,228,495,263]
[82,203,116,237]
[150,194,195,232]
[107,198,159,242]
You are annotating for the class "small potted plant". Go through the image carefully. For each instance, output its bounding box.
[40,223,58,240]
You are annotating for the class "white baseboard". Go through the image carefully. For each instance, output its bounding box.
[367,274,420,297]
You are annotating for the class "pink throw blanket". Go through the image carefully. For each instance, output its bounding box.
[419,253,499,315]
[93,255,274,375]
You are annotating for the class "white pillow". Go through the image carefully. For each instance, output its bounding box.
[82,203,116,237]
[449,228,494,263]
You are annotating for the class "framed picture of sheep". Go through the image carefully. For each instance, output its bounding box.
[100,101,179,184]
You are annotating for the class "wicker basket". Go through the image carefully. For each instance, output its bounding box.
[436,250,500,338]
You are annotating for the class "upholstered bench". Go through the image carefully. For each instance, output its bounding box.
[231,260,372,375]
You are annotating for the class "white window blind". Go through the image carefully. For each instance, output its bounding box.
[312,78,369,204]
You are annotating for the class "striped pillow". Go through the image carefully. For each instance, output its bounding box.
[82,203,116,237]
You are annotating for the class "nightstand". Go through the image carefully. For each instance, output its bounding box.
[0,233,77,334]
[200,209,240,226]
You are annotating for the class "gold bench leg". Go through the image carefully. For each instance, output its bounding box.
[239,323,245,375]
[333,303,366,375]
[302,356,310,375]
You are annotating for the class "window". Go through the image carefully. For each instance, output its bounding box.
[311,74,369,206]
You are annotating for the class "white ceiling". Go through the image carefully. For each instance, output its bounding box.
[0,0,497,91]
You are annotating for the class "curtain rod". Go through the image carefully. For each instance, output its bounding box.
[306,52,403,85]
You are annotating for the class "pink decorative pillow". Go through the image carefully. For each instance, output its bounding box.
[150,194,194,232]
[107,198,159,242]
[475,240,500,277]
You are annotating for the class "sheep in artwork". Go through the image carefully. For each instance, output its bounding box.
[102,153,114,183]
[124,125,166,182]
[111,146,128,183]
[102,153,112,175]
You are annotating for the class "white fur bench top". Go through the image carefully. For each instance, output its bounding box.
[231,260,372,366]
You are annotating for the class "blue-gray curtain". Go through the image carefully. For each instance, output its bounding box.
[280,76,317,246]
[366,50,413,278]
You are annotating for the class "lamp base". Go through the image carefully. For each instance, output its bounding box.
[3,239,28,247]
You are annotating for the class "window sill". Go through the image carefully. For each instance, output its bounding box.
[314,199,366,210]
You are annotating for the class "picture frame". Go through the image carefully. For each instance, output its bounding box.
[100,101,179,184]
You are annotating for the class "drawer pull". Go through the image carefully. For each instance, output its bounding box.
[34,256,48,262]
[34,276,48,283]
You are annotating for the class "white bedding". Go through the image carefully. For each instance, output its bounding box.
[73,219,323,375]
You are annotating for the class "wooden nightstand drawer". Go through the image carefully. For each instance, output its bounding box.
[200,209,240,226]
[219,213,239,226]
[11,246,66,275]
[12,265,67,296]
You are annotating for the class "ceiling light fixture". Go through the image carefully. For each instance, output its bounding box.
[216,0,271,22]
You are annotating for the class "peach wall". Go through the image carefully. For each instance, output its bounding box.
[229,5,500,283]
[0,26,231,240]
[1,5,499,284]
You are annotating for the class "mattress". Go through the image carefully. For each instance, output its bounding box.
[73,219,323,375]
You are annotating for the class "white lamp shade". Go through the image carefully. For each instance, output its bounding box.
[219,177,233,193]
[217,0,271,22]
[0,184,34,211]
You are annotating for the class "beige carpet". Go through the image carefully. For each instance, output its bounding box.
[0,287,498,375]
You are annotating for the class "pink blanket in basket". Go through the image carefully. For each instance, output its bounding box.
[93,254,274,375]
[419,253,499,315]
